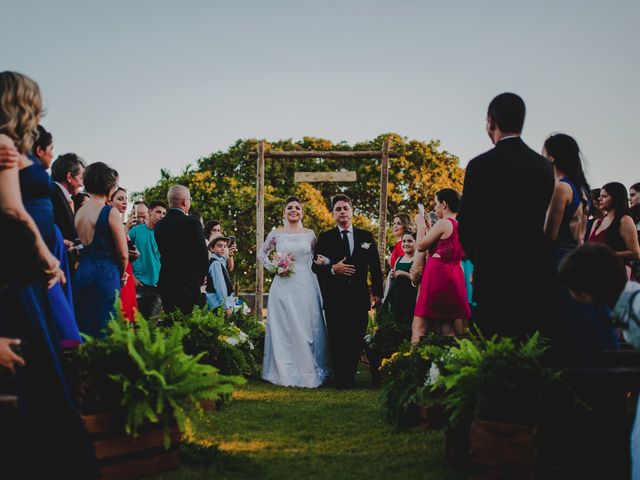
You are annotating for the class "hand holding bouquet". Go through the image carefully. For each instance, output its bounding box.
[267,251,296,277]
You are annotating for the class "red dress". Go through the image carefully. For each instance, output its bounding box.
[120,235,138,322]
[389,240,404,269]
[414,218,470,319]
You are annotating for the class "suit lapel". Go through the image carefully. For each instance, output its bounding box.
[351,227,360,259]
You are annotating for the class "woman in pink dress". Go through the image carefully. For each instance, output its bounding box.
[412,188,470,340]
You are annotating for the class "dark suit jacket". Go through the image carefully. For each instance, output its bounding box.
[313,226,384,311]
[50,183,77,241]
[154,209,209,297]
[457,137,555,337]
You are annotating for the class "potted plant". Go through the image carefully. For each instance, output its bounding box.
[364,305,412,386]
[430,332,561,476]
[379,335,452,429]
[162,306,265,378]
[64,313,245,479]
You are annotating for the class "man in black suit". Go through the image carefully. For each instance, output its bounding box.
[457,93,555,339]
[313,194,384,388]
[50,153,85,243]
[154,185,209,315]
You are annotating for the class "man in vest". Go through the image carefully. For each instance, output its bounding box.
[206,235,235,316]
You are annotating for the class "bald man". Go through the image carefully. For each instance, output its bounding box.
[154,185,209,314]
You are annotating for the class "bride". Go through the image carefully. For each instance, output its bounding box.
[258,196,330,388]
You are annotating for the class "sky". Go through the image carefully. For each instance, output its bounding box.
[3,0,639,195]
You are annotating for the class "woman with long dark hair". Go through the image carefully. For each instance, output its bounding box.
[543,134,616,365]
[589,182,640,276]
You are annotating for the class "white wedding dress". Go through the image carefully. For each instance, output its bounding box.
[258,230,330,388]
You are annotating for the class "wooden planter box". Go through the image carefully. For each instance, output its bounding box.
[469,420,536,480]
[82,412,181,479]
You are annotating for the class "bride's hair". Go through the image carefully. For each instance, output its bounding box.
[284,195,302,207]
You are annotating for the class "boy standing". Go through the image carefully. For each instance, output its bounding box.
[206,235,235,316]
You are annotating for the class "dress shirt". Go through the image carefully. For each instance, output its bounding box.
[339,225,354,255]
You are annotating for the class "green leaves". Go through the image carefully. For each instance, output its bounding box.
[133,134,465,290]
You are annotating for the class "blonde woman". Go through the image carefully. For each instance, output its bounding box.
[0,71,99,477]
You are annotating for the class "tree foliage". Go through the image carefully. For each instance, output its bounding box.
[134,134,464,290]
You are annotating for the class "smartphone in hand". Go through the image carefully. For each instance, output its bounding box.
[418,203,425,218]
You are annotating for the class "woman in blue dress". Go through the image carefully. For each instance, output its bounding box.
[20,124,82,348]
[73,162,129,337]
[543,133,617,366]
[0,70,99,478]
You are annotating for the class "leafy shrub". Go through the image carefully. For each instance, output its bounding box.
[64,315,245,448]
[163,307,264,376]
[365,304,411,361]
[430,332,561,429]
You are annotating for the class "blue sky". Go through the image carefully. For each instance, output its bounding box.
[4,0,639,194]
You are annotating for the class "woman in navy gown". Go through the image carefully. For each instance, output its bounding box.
[0,70,99,478]
[22,124,82,348]
[543,133,617,366]
[74,162,128,337]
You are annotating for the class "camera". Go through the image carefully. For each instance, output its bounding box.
[228,236,236,246]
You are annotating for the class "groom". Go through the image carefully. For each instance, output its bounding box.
[313,194,383,388]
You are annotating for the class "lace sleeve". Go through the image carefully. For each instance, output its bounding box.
[257,230,277,271]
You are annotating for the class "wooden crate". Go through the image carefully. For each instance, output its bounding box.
[470,420,536,479]
[82,412,181,479]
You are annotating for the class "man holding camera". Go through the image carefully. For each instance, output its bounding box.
[129,200,167,319]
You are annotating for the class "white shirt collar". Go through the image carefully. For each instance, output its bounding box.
[498,135,520,143]
[338,225,354,234]
[54,182,72,202]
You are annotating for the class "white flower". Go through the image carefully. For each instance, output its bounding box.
[425,363,441,386]
[277,266,285,274]
[361,242,371,250]
[224,336,239,346]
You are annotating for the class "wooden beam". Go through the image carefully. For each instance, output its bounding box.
[294,171,357,183]
[378,139,391,274]
[249,150,399,159]
[255,140,265,318]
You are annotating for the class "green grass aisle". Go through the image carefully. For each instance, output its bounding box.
[149,372,464,480]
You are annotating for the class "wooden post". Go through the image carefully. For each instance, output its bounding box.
[255,140,266,317]
[377,139,391,273]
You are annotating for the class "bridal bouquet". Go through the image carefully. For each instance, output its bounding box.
[267,251,296,277]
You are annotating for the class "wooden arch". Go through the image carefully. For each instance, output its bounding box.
[252,139,398,316]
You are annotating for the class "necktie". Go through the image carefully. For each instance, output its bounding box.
[68,198,75,214]
[341,230,351,259]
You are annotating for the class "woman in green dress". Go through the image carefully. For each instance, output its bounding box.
[386,232,418,327]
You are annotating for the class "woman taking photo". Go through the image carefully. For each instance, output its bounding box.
[413,189,470,339]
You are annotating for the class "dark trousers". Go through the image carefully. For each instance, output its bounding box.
[159,280,203,315]
[324,306,369,387]
[135,284,162,319]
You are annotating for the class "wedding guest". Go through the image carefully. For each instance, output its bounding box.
[588,182,640,277]
[72,191,90,212]
[155,185,208,314]
[108,187,139,321]
[385,232,418,328]
[50,152,85,243]
[132,200,149,223]
[585,188,604,243]
[414,188,470,338]
[21,125,82,348]
[629,182,640,281]
[458,92,555,338]
[389,213,413,269]
[558,243,640,479]
[0,70,98,478]
[129,200,166,318]
[189,210,204,229]
[74,162,128,337]
[204,219,237,272]
[206,235,235,316]
[543,134,615,365]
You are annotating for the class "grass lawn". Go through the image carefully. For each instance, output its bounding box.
[148,370,464,480]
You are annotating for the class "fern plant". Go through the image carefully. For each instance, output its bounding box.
[430,331,561,429]
[105,316,245,447]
